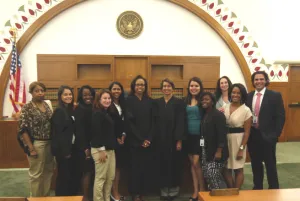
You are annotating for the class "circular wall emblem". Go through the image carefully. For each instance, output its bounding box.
[116,11,143,39]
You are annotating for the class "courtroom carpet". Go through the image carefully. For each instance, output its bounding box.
[1,142,300,200]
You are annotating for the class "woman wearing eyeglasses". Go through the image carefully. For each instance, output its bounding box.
[126,75,155,201]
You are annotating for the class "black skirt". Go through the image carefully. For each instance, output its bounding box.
[185,134,201,155]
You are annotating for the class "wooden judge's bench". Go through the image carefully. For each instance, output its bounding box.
[199,189,300,201]
[0,118,28,169]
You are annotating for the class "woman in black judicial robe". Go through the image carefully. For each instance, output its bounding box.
[74,85,95,200]
[153,79,185,200]
[126,75,155,201]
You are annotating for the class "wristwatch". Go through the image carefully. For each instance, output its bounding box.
[239,145,245,150]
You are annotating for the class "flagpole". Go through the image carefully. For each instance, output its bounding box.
[9,27,20,119]
[10,27,17,43]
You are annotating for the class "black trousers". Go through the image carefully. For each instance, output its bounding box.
[55,146,82,196]
[129,146,152,196]
[247,127,279,189]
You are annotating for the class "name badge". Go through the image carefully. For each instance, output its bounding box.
[200,138,205,147]
[253,115,257,124]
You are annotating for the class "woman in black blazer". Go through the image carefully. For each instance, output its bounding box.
[51,85,76,196]
[74,85,95,200]
[200,92,228,190]
[109,81,128,201]
[91,90,116,201]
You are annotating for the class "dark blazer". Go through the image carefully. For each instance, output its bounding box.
[74,104,93,150]
[247,89,285,143]
[201,108,228,162]
[90,109,116,150]
[51,107,75,158]
[110,102,127,139]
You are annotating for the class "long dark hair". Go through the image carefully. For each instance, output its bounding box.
[57,85,74,114]
[109,81,126,113]
[215,76,232,101]
[185,77,204,106]
[77,85,95,105]
[129,75,149,97]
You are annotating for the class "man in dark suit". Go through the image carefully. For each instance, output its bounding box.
[246,71,285,190]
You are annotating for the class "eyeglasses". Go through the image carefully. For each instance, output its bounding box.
[135,84,145,87]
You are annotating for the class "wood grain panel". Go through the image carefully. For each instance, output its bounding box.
[286,65,300,141]
[288,82,300,102]
[184,63,219,81]
[151,65,183,81]
[77,64,111,81]
[38,61,76,81]
[290,66,300,82]
[0,119,28,168]
[114,57,148,80]
[149,56,220,64]
[268,82,289,142]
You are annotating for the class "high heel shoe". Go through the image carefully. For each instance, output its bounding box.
[188,196,198,201]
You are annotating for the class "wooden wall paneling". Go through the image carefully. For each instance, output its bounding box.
[286,65,300,141]
[37,55,77,81]
[268,82,289,142]
[114,57,148,88]
[147,57,152,95]
[149,56,219,64]
[151,65,184,81]
[75,55,114,81]
[183,62,220,81]
[75,55,113,64]
[77,64,111,81]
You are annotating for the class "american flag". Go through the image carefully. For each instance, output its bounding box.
[9,42,26,113]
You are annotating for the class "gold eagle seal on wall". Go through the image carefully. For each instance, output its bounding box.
[116,11,143,39]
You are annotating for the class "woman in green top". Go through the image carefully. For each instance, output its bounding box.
[184,77,206,201]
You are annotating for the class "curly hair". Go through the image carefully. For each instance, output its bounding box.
[229,83,248,104]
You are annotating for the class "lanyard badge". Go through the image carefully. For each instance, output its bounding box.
[200,136,205,147]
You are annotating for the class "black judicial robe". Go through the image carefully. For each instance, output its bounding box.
[126,95,155,147]
[154,96,185,188]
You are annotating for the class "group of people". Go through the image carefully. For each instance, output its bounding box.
[17,71,285,201]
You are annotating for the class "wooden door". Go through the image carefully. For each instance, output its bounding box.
[286,65,300,141]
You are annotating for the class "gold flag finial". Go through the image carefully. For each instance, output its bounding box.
[9,27,18,43]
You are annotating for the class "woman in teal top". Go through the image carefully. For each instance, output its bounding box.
[184,77,206,201]
[186,105,201,136]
